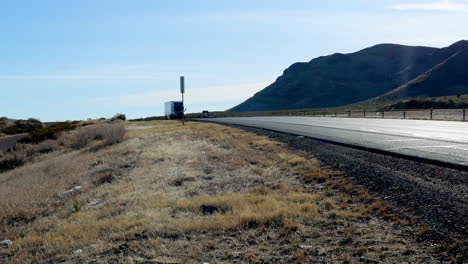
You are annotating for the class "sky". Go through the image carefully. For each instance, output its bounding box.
[1,0,468,121]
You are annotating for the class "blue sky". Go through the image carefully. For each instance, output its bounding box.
[1,0,468,121]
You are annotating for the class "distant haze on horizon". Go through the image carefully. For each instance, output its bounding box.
[2,0,468,121]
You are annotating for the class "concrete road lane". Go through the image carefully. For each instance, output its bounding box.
[201,117,468,167]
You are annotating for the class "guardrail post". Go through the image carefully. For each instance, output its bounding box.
[403,111,406,119]
[430,109,433,120]
[335,112,337,117]
[463,109,466,121]
[363,110,366,118]
[348,111,351,118]
[382,111,385,119]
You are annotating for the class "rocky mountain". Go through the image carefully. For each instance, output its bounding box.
[231,40,468,112]
[366,46,468,103]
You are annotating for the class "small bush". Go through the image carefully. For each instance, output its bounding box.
[101,123,126,145]
[20,122,78,144]
[3,126,27,135]
[69,127,94,149]
[34,140,59,154]
[61,123,126,149]
[18,140,59,156]
[113,113,126,121]
[70,200,86,214]
[94,174,115,185]
[0,158,24,173]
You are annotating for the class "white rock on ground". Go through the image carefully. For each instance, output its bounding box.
[1,240,13,246]
[63,186,82,195]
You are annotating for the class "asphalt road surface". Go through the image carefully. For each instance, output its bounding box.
[0,134,27,152]
[203,117,468,168]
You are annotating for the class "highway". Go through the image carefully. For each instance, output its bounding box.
[203,117,468,168]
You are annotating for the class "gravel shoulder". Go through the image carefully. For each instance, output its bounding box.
[223,124,468,243]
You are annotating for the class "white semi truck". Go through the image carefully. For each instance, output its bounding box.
[164,101,184,120]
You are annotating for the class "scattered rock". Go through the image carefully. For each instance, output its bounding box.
[73,249,83,254]
[63,186,81,195]
[88,201,100,207]
[118,243,129,250]
[1,240,12,246]
[299,245,313,249]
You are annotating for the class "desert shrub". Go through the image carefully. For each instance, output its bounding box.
[15,119,42,130]
[100,123,126,145]
[34,140,59,154]
[0,158,24,173]
[113,113,126,121]
[2,126,26,135]
[93,174,115,185]
[61,123,126,149]
[17,140,60,157]
[69,127,94,149]
[3,119,43,135]
[20,122,78,144]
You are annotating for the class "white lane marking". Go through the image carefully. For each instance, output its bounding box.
[386,145,467,150]
[383,139,422,142]
[450,146,468,151]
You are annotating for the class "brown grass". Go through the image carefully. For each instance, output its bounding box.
[0,151,90,223]
[63,122,126,149]
[170,190,320,232]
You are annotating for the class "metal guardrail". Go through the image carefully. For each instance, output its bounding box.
[196,109,468,122]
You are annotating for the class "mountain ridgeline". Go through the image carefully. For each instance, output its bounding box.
[231,40,468,112]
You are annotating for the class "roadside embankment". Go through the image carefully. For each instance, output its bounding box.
[0,121,459,263]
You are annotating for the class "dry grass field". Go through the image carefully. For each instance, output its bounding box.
[0,120,444,263]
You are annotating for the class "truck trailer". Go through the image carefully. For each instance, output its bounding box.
[164,101,184,120]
